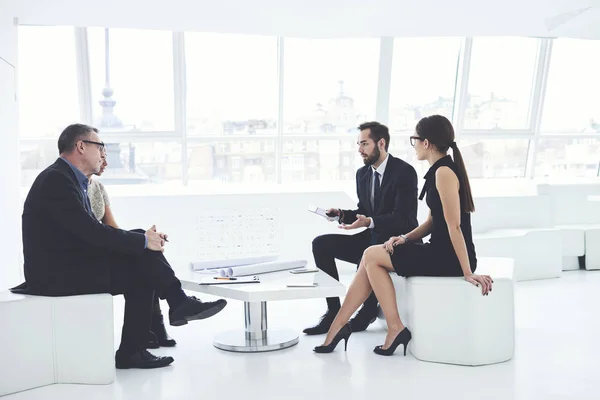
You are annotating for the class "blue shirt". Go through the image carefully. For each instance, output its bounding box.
[59,157,147,249]
[60,157,92,212]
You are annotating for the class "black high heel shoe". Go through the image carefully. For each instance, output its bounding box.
[313,323,352,353]
[373,327,411,356]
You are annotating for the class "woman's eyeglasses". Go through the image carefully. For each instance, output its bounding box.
[409,136,424,147]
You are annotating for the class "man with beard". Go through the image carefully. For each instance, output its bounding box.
[303,121,419,335]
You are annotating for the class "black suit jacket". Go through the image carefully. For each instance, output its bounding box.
[340,155,418,243]
[14,158,146,296]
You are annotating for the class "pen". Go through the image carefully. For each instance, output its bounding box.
[214,277,237,280]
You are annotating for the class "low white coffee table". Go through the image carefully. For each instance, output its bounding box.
[180,269,346,353]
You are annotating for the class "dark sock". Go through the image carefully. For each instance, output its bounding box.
[117,344,137,358]
[164,284,187,310]
[326,297,341,312]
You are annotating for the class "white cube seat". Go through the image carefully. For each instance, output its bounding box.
[378,257,515,366]
[0,291,114,396]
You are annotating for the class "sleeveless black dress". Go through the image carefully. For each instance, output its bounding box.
[390,155,477,277]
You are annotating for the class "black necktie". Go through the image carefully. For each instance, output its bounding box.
[373,170,381,211]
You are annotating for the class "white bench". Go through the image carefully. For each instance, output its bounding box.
[0,291,115,396]
[377,257,514,366]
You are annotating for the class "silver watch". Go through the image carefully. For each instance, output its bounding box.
[400,234,408,243]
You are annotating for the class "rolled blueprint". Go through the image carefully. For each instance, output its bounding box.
[190,254,278,271]
[218,259,308,277]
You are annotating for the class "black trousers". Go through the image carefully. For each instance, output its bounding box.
[312,229,379,314]
[108,230,181,354]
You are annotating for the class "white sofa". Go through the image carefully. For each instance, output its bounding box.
[537,183,600,271]
[473,228,562,280]
[377,257,515,366]
[471,196,562,280]
[0,291,115,397]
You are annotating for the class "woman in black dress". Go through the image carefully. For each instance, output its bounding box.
[314,115,493,356]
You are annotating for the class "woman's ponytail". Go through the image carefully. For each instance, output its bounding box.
[450,142,475,213]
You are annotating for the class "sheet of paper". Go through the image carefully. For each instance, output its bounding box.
[199,276,261,285]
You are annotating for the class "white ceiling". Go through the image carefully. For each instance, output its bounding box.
[4,0,600,39]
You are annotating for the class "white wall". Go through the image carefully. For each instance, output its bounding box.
[0,8,21,290]
[5,0,600,39]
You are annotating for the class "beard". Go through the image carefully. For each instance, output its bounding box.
[363,146,381,166]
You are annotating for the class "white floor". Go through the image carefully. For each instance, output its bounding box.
[4,269,600,400]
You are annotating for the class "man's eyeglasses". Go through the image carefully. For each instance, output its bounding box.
[409,136,424,147]
[82,140,106,153]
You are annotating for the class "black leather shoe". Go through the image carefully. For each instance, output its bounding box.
[349,307,377,332]
[303,309,338,335]
[169,296,227,326]
[151,314,177,347]
[115,349,174,369]
[145,331,160,349]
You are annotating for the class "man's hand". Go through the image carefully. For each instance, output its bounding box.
[339,214,371,230]
[145,225,166,252]
[325,208,341,222]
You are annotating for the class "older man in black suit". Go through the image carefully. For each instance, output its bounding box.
[304,122,419,335]
[13,124,227,369]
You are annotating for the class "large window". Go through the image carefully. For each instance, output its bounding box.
[464,37,539,130]
[458,139,530,178]
[101,141,182,184]
[388,135,431,177]
[280,138,363,183]
[187,140,276,184]
[534,138,600,178]
[18,27,80,139]
[18,26,80,186]
[18,26,79,138]
[185,33,278,137]
[389,38,461,133]
[283,39,379,135]
[16,27,600,188]
[541,39,600,134]
[88,28,175,132]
